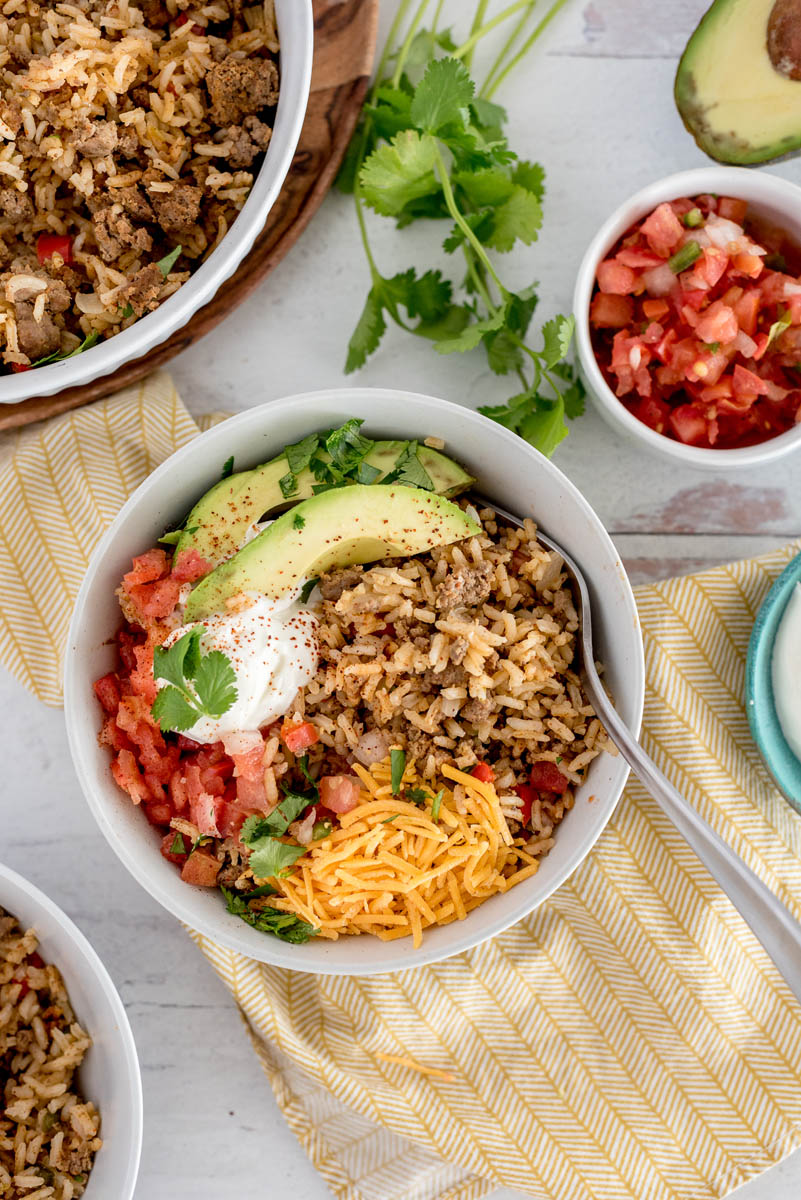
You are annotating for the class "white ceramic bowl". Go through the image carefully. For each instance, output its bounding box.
[0,863,142,1198]
[574,166,801,471]
[0,0,313,406]
[64,388,645,975]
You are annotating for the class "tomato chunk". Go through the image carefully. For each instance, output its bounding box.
[515,783,536,829]
[36,233,73,265]
[529,761,569,793]
[471,762,495,784]
[281,720,319,754]
[181,850,220,887]
[597,260,637,295]
[590,293,634,329]
[319,775,361,813]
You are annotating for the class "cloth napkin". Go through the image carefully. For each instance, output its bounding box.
[2,373,800,1200]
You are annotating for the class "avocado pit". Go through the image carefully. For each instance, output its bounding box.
[768,0,801,79]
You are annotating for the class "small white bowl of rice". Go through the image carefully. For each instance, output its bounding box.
[0,0,313,404]
[0,863,142,1200]
[65,387,645,976]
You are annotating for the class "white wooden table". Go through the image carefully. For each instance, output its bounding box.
[3,2,800,1197]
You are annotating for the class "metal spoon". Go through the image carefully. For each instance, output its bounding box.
[474,495,801,1006]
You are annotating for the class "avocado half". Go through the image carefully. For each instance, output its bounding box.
[175,441,474,568]
[675,0,801,164]
[183,483,480,620]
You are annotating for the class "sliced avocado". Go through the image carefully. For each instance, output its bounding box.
[183,484,480,620]
[174,441,474,568]
[675,0,801,164]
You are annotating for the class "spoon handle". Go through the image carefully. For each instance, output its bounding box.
[582,672,801,1006]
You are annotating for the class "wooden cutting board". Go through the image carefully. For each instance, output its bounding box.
[0,0,378,433]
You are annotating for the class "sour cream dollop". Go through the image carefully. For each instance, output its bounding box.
[772,582,801,763]
[158,590,319,744]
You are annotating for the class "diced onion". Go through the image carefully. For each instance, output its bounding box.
[735,330,758,358]
[75,292,106,314]
[5,274,47,302]
[705,216,744,250]
[641,264,676,297]
[222,730,263,757]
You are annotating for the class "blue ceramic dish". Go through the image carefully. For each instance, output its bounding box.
[746,550,801,813]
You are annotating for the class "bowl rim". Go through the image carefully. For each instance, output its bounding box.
[0,861,143,1199]
[64,386,645,975]
[0,0,314,406]
[746,547,801,811]
[573,165,801,469]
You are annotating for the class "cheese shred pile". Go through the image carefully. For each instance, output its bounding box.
[268,757,541,947]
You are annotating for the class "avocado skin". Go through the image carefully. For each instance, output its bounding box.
[175,441,474,568]
[674,0,801,165]
[183,484,480,621]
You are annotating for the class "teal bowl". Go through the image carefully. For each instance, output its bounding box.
[746,550,801,812]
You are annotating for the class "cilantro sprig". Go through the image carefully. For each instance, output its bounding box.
[338,0,582,458]
[278,418,435,500]
[151,627,238,733]
[222,886,318,944]
[240,762,320,880]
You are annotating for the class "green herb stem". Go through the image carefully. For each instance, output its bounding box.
[454,0,536,64]
[371,0,416,102]
[391,0,434,87]
[461,0,490,67]
[432,141,505,296]
[481,1,537,96]
[483,0,570,99]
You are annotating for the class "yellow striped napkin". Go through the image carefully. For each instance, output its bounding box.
[2,374,800,1200]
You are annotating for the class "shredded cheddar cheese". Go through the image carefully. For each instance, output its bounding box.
[267,757,539,947]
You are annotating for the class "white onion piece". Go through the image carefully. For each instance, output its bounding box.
[784,282,801,296]
[75,291,106,314]
[735,330,758,358]
[5,274,48,303]
[353,728,390,766]
[641,264,676,296]
[221,730,264,757]
[705,216,744,249]
[289,807,317,846]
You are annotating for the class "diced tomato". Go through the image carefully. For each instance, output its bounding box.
[732,364,770,402]
[171,549,212,583]
[589,292,633,329]
[111,749,150,804]
[515,783,536,829]
[93,672,121,714]
[236,773,269,811]
[126,576,182,620]
[732,290,760,337]
[130,640,157,704]
[732,251,763,279]
[529,761,569,793]
[16,978,30,999]
[640,202,683,257]
[642,298,669,321]
[28,953,44,969]
[123,549,169,588]
[319,775,361,813]
[597,259,637,295]
[630,395,672,435]
[718,197,748,223]
[36,233,73,265]
[281,720,319,754]
[181,850,220,887]
[694,301,738,346]
[471,762,495,784]
[160,832,188,865]
[11,363,31,373]
[669,405,711,446]
[616,246,664,269]
[687,247,728,291]
[189,788,223,838]
[143,801,172,826]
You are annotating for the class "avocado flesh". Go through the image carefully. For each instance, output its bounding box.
[183,484,480,620]
[174,442,474,568]
[675,0,801,164]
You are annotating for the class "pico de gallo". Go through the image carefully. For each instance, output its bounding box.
[590,194,801,449]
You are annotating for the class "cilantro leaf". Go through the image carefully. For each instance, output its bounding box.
[453,166,514,208]
[285,433,321,476]
[511,160,546,201]
[33,330,100,368]
[485,186,543,253]
[541,314,576,369]
[220,456,234,479]
[299,577,318,604]
[435,307,506,355]
[222,887,318,943]
[248,838,307,880]
[293,512,305,530]
[244,789,311,839]
[385,440,435,490]
[346,286,387,372]
[279,470,297,498]
[405,787,428,806]
[410,58,474,133]
[359,130,439,217]
[151,687,199,733]
[153,628,203,691]
[169,833,187,855]
[357,462,381,485]
[325,418,374,473]
[768,309,792,347]
[480,390,568,458]
[157,245,182,277]
[192,651,237,719]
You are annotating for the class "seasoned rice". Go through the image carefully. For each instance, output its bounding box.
[0,0,279,370]
[0,911,101,1199]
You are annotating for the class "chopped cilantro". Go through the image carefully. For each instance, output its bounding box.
[221,455,234,479]
[430,788,444,822]
[169,832,187,856]
[285,432,322,476]
[222,887,318,943]
[120,303,134,318]
[703,342,721,353]
[157,244,182,277]
[158,525,198,547]
[299,577,318,604]
[390,748,406,794]
[768,309,792,347]
[293,512,305,530]
[151,627,238,733]
[383,440,435,490]
[279,470,297,499]
[405,787,429,806]
[34,330,100,368]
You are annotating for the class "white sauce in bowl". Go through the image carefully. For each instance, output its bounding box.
[772,582,801,763]
[157,590,319,744]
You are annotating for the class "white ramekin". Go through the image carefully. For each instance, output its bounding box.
[574,167,801,471]
[0,0,313,405]
[64,387,645,976]
[0,862,142,1199]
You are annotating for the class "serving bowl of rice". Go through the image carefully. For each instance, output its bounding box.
[0,0,313,403]
[0,862,142,1199]
[64,387,645,975]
